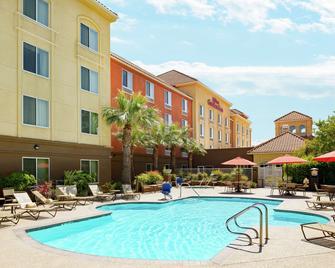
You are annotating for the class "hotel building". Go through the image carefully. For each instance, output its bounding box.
[158,70,234,149]
[230,109,252,148]
[110,54,193,179]
[0,0,117,184]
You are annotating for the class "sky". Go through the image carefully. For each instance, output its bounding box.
[100,0,335,145]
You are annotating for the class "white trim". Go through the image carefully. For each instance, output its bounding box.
[80,66,99,95]
[80,23,99,53]
[22,94,50,128]
[22,0,50,27]
[22,156,50,182]
[122,69,133,92]
[80,109,99,135]
[80,159,99,182]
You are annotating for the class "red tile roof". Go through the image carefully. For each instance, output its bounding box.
[157,70,198,86]
[248,132,305,154]
[274,111,312,122]
[231,109,249,119]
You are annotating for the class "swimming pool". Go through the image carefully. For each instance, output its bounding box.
[28,197,329,261]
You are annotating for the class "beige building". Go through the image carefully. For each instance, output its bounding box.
[0,0,117,183]
[158,70,233,149]
[230,109,252,148]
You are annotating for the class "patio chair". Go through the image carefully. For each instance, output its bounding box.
[242,181,253,193]
[31,190,77,211]
[0,210,21,225]
[314,184,329,201]
[56,185,95,205]
[301,222,335,241]
[13,192,58,220]
[305,200,335,210]
[223,181,235,192]
[161,182,172,200]
[88,183,117,202]
[122,184,140,200]
[2,188,17,203]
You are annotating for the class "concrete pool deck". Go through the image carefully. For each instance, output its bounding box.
[1,187,335,268]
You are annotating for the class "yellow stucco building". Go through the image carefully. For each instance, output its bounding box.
[0,0,117,183]
[158,70,250,149]
[230,109,252,148]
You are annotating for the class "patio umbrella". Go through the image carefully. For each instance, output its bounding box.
[314,150,335,163]
[221,157,256,192]
[267,154,307,182]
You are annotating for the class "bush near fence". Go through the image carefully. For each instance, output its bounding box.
[288,162,335,184]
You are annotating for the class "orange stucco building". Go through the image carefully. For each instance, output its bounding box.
[110,53,193,179]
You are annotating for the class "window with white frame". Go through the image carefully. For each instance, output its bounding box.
[164,164,171,170]
[218,130,222,142]
[199,105,204,118]
[182,99,188,114]
[80,23,98,51]
[22,157,49,183]
[81,66,98,93]
[237,123,240,133]
[81,160,99,180]
[81,110,98,135]
[181,119,188,127]
[225,117,229,127]
[23,0,49,27]
[122,70,133,91]
[146,148,153,155]
[164,91,172,107]
[200,123,204,138]
[225,133,229,144]
[145,81,154,100]
[145,163,153,171]
[209,109,214,121]
[218,114,222,125]
[164,113,172,125]
[165,148,171,156]
[23,96,49,127]
[23,42,49,77]
[209,127,214,140]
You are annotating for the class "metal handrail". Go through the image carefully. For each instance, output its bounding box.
[225,203,269,249]
[179,183,200,197]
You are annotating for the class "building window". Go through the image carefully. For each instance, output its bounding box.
[181,119,188,127]
[165,148,171,156]
[164,91,172,107]
[242,126,245,135]
[225,117,229,127]
[164,113,172,126]
[81,160,98,180]
[237,137,240,147]
[242,139,245,147]
[146,148,153,155]
[182,99,188,114]
[289,125,297,134]
[23,0,49,27]
[81,110,98,135]
[281,124,289,133]
[145,81,154,100]
[22,157,49,183]
[225,133,229,144]
[122,70,133,91]
[164,164,171,170]
[145,163,153,171]
[23,96,49,127]
[81,66,98,94]
[199,105,204,118]
[23,42,49,78]
[80,23,98,51]
[236,123,240,133]
[209,145,213,149]
[218,114,222,125]
[300,125,306,135]
[209,109,214,122]
[218,130,222,142]
[209,127,214,140]
[181,149,188,158]
[200,123,204,138]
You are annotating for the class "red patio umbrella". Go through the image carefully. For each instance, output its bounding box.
[314,150,335,163]
[267,154,307,182]
[221,157,256,192]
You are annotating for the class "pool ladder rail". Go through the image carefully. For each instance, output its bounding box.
[225,203,269,252]
[178,183,200,197]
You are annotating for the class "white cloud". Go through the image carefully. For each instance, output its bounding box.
[113,13,138,31]
[145,0,335,33]
[110,36,130,44]
[106,0,126,6]
[133,57,335,100]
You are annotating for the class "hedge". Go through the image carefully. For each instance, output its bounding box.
[288,162,335,184]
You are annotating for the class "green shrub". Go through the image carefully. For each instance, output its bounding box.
[288,162,335,184]
[101,181,122,192]
[136,171,164,185]
[211,170,234,181]
[64,170,95,196]
[0,172,37,191]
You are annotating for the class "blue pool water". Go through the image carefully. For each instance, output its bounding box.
[28,197,328,260]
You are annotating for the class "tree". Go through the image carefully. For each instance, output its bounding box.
[163,124,183,172]
[146,123,166,170]
[181,131,207,169]
[103,92,159,185]
[297,112,335,157]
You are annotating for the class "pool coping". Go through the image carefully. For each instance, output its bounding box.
[15,195,333,267]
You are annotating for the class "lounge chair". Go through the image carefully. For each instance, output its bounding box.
[31,190,77,211]
[305,200,335,210]
[314,184,329,201]
[122,184,140,200]
[301,222,335,241]
[161,182,172,200]
[0,210,21,225]
[2,188,17,203]
[88,183,117,202]
[13,192,58,220]
[56,185,95,205]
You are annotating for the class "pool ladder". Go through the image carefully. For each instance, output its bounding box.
[225,203,269,251]
[178,183,200,198]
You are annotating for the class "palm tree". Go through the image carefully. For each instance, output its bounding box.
[182,137,207,169]
[103,92,158,185]
[164,124,183,172]
[146,123,166,170]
